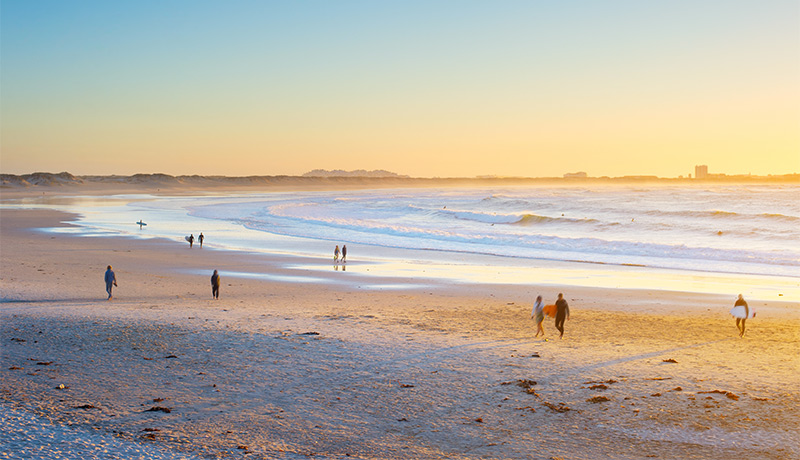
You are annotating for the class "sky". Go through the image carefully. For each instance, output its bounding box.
[1,1,798,178]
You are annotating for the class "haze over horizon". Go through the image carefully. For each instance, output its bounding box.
[3,168,797,181]
[2,1,798,178]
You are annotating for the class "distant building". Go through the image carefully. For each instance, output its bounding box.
[563,171,588,179]
[695,165,708,179]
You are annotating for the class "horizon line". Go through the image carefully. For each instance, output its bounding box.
[2,170,799,182]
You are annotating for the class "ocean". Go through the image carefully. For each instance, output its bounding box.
[6,183,799,300]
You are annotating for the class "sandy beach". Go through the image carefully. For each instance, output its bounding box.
[5,0,800,456]
[2,192,799,459]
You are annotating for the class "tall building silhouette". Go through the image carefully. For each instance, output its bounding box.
[695,165,708,179]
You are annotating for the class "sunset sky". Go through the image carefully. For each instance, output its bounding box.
[2,1,798,178]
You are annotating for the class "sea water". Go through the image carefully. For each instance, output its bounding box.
[4,184,799,300]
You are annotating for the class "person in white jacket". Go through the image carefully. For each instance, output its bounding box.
[532,295,545,337]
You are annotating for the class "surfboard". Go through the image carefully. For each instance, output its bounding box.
[185,236,193,243]
[730,305,755,319]
[136,221,147,226]
[543,304,557,318]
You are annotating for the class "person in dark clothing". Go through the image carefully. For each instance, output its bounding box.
[199,233,204,248]
[734,294,748,337]
[554,293,570,338]
[211,270,220,299]
[188,234,194,248]
[104,265,117,300]
[342,245,347,263]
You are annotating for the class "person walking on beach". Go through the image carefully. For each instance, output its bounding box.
[211,270,220,299]
[199,233,204,248]
[334,245,340,263]
[734,294,749,337]
[342,245,347,263]
[554,293,570,338]
[188,234,194,248]
[532,295,545,337]
[104,265,117,300]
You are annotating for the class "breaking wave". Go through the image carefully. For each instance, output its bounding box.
[184,184,800,277]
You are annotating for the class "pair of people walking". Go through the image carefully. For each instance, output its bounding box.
[187,233,205,248]
[334,244,347,263]
[532,293,570,338]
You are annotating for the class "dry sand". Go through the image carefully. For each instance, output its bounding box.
[1,199,799,459]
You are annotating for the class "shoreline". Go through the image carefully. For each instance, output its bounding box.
[4,189,798,303]
[4,204,797,313]
[2,193,799,459]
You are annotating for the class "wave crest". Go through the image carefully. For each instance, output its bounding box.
[514,214,557,225]
[760,213,800,222]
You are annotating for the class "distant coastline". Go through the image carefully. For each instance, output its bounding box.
[1,170,798,190]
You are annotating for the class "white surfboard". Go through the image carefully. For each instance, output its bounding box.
[730,305,755,319]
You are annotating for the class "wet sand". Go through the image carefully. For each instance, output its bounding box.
[1,204,799,459]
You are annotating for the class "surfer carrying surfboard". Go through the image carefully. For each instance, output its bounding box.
[732,294,749,337]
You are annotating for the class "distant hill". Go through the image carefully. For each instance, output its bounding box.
[0,171,416,190]
[0,171,83,187]
[1,171,798,189]
[303,169,408,178]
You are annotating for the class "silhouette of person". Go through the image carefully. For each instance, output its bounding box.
[199,233,204,248]
[104,265,117,300]
[555,293,570,338]
[342,245,347,263]
[211,270,220,299]
[188,234,194,248]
